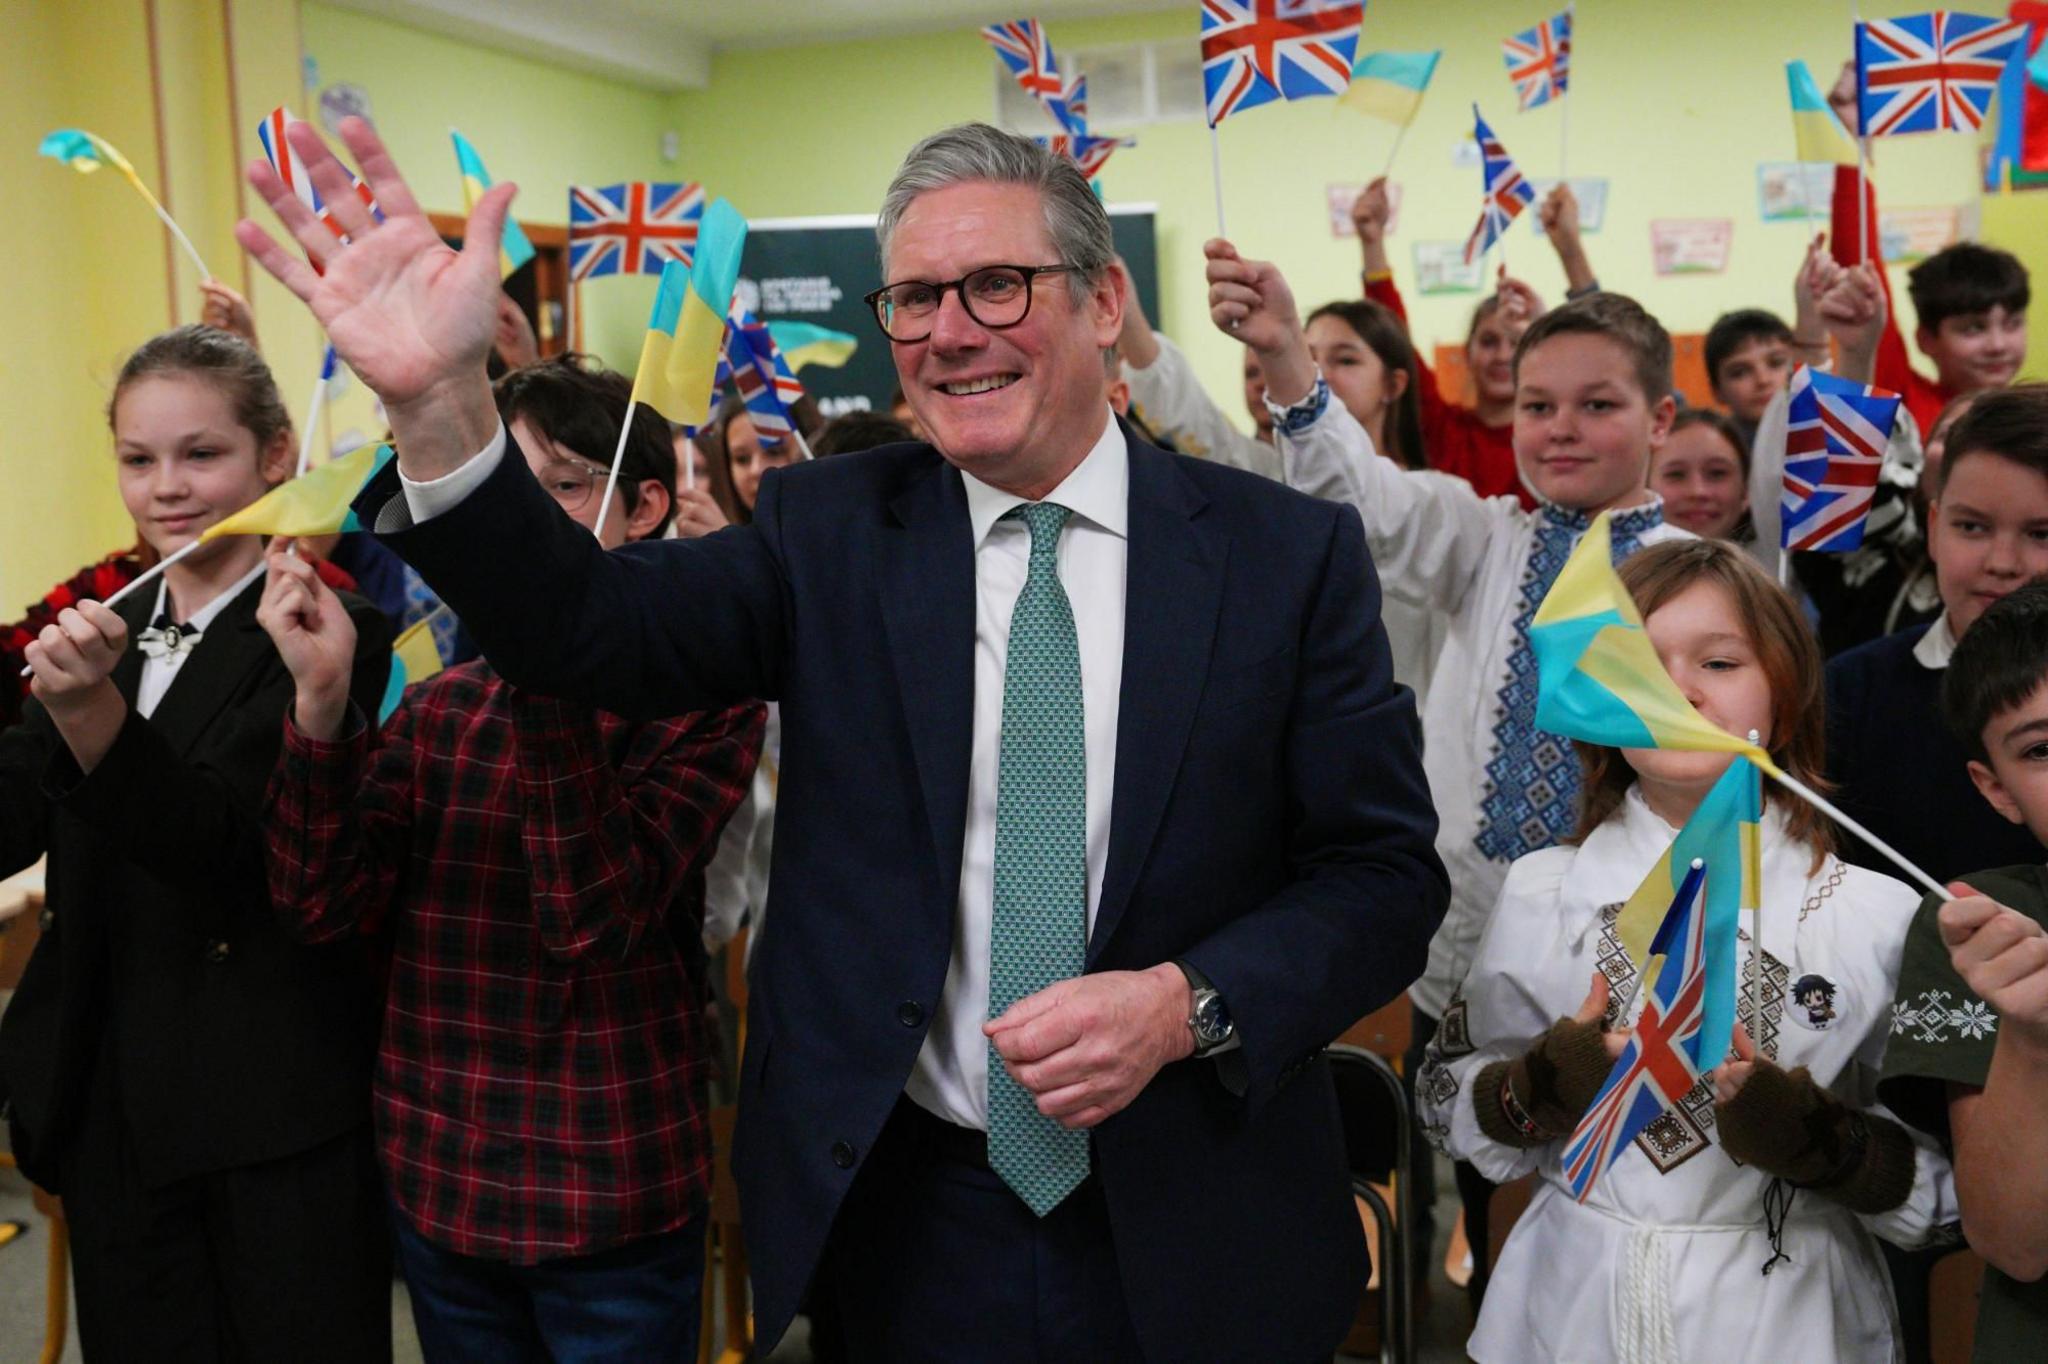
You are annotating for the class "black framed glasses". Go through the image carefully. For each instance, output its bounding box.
[863,264,1078,342]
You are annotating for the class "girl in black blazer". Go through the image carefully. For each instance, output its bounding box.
[0,326,394,1361]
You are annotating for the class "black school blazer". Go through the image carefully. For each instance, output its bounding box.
[0,572,392,1189]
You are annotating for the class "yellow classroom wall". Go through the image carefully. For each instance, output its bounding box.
[665,2,2048,427]
[10,0,2048,609]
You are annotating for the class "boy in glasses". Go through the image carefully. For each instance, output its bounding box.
[256,355,765,1358]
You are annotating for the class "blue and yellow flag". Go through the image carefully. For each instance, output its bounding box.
[378,610,450,724]
[1340,50,1441,126]
[764,320,857,372]
[201,444,393,541]
[450,129,535,278]
[1611,757,1760,1067]
[1530,512,1774,767]
[631,198,748,428]
[1786,60,1858,167]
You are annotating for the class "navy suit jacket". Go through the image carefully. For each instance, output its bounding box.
[362,423,1448,1362]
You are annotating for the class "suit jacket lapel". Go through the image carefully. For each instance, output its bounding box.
[878,457,978,911]
[141,575,272,757]
[1092,439,1225,964]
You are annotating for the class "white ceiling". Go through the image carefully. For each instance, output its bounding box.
[320,0,1183,92]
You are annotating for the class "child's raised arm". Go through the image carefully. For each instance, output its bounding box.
[1539,183,1597,297]
[1206,238,1504,614]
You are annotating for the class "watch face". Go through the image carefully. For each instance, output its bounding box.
[1194,991,1232,1044]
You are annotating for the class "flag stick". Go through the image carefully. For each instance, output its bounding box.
[1381,121,1411,180]
[793,427,816,462]
[682,436,699,492]
[1207,123,1229,238]
[1855,135,1870,270]
[295,367,329,479]
[566,278,579,354]
[1559,94,1570,185]
[111,159,211,283]
[1761,763,1945,899]
[18,542,203,678]
[593,399,638,542]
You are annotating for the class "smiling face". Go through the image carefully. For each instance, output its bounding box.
[883,180,1121,495]
[114,374,287,565]
[1514,332,1674,511]
[725,412,798,514]
[1711,336,1796,425]
[1651,422,1748,539]
[1621,579,1776,802]
[1929,449,2048,637]
[514,416,667,550]
[1920,305,2027,395]
[1307,312,1407,456]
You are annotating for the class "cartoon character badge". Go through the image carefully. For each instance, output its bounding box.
[1789,974,1840,1032]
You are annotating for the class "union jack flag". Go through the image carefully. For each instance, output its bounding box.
[1038,132,1135,179]
[1560,859,1712,1202]
[1199,0,1365,127]
[1463,106,1536,264]
[1856,11,2028,137]
[567,182,704,281]
[1501,8,1573,111]
[255,106,382,244]
[983,19,1084,134]
[1780,364,1903,553]
[724,305,807,449]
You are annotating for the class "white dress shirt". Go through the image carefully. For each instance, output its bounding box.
[1912,611,1957,670]
[402,413,1131,1132]
[136,560,268,720]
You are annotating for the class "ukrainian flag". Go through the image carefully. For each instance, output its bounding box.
[378,611,450,723]
[632,198,748,428]
[1339,51,1441,126]
[450,129,535,277]
[765,320,858,372]
[200,443,393,541]
[1787,60,1858,166]
[1611,757,1759,1066]
[1530,512,1773,766]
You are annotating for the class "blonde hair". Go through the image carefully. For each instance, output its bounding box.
[1570,539,1833,861]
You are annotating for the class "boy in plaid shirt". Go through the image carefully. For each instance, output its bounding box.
[259,357,763,1359]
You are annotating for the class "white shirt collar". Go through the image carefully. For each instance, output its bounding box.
[1913,612,1958,671]
[150,557,269,632]
[959,409,1129,548]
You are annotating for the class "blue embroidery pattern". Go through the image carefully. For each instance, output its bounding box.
[1474,501,1664,862]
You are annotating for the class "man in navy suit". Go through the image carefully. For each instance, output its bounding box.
[243,117,1448,1363]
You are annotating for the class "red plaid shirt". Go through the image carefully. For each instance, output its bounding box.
[266,659,763,1263]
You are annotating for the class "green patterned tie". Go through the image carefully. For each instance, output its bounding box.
[986,501,1092,1217]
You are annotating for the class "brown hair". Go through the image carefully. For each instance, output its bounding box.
[109,324,292,456]
[1666,407,1751,478]
[1513,292,1674,404]
[1571,539,1834,861]
[1306,298,1427,470]
[494,354,678,538]
[1935,382,2048,497]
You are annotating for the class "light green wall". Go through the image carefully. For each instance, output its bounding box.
[299,1,676,368]
[668,3,2046,433]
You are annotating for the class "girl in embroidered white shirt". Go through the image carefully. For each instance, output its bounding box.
[1420,539,1957,1363]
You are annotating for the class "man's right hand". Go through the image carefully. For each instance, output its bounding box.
[257,542,357,741]
[236,115,507,480]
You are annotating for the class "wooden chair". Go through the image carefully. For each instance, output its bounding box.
[1927,1247,1985,1364]
[0,886,69,1364]
[697,926,754,1364]
[695,1105,752,1364]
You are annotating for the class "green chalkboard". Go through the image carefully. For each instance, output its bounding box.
[735,206,1159,419]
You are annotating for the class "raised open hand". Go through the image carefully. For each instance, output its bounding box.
[236,116,508,473]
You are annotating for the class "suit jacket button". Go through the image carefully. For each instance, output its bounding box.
[37,908,54,932]
[896,1001,925,1029]
[206,940,231,964]
[830,1140,857,1169]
